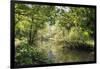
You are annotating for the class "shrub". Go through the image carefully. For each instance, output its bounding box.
[15,42,48,66]
[63,41,94,52]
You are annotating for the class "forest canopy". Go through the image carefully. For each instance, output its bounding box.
[14,3,95,66]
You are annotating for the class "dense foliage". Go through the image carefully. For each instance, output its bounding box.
[15,3,95,65]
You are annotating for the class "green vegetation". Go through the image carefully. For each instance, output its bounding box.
[15,4,95,65]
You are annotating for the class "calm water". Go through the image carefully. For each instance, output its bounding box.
[37,38,94,63]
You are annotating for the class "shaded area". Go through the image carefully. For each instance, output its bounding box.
[14,3,95,66]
